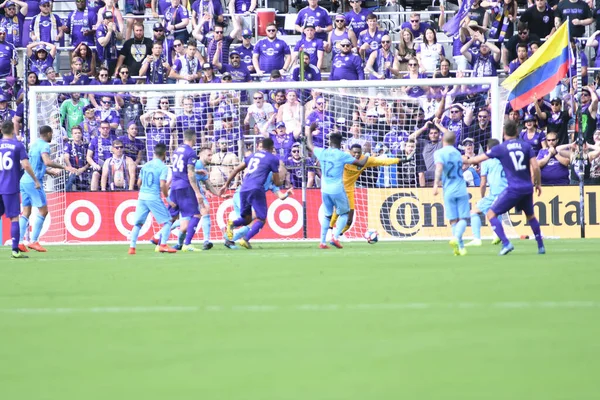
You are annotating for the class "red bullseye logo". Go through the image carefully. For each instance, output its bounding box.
[267,198,303,236]
[114,199,152,238]
[64,200,102,239]
[216,198,235,229]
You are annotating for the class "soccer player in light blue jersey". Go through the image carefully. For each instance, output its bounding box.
[129,143,177,255]
[433,131,469,256]
[465,138,508,247]
[19,125,75,253]
[306,130,367,249]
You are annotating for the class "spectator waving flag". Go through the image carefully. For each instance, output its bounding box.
[502,22,571,111]
[442,0,474,37]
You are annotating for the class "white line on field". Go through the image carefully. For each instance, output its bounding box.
[1,302,599,315]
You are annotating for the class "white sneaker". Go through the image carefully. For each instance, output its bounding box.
[325,229,334,242]
[465,239,482,247]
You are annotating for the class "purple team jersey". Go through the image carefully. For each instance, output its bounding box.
[487,139,535,194]
[241,150,280,192]
[170,144,196,190]
[253,38,291,73]
[0,138,27,194]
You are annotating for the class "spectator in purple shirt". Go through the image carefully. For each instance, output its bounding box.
[330,38,363,81]
[252,22,291,77]
[118,121,145,164]
[284,142,316,188]
[357,13,388,61]
[86,120,116,191]
[520,114,547,155]
[29,0,65,44]
[537,131,570,185]
[267,121,300,160]
[26,41,55,80]
[344,0,370,38]
[0,0,27,48]
[65,0,97,47]
[64,125,91,191]
[400,13,430,39]
[460,29,500,77]
[293,23,324,70]
[164,0,190,42]
[294,0,332,41]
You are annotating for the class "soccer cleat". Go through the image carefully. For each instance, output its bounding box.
[318,243,330,249]
[158,244,177,253]
[27,242,47,252]
[499,243,515,256]
[17,244,29,253]
[11,251,28,259]
[491,237,501,245]
[181,244,198,252]
[150,237,159,245]
[538,246,546,255]
[203,241,214,251]
[458,248,468,256]
[329,238,343,249]
[128,247,136,255]
[238,238,252,249]
[225,220,234,240]
[171,244,183,251]
[465,239,482,247]
[449,238,460,256]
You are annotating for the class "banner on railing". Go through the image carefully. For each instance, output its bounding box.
[2,186,599,243]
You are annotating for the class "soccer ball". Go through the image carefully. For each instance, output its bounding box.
[364,229,379,244]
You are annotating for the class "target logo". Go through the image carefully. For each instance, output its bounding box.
[114,199,153,238]
[64,200,102,239]
[268,198,302,236]
[216,198,236,229]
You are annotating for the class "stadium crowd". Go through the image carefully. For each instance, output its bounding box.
[2,0,600,193]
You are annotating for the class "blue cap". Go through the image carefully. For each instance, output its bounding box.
[35,44,47,52]
[523,114,536,122]
[5,1,15,7]
[275,121,286,129]
[242,29,253,37]
[222,112,233,120]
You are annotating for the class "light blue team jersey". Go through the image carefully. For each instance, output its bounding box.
[194,159,210,194]
[480,158,507,196]
[139,158,168,200]
[264,171,280,194]
[434,146,468,198]
[21,139,50,184]
[312,147,355,194]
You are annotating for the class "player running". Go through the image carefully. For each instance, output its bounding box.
[329,143,413,237]
[465,138,507,247]
[306,130,370,249]
[19,125,75,253]
[433,131,469,256]
[219,138,281,249]
[169,129,205,252]
[465,120,545,255]
[128,143,177,255]
[0,121,40,259]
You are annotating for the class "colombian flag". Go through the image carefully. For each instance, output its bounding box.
[502,22,570,111]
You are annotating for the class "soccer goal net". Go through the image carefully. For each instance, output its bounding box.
[28,77,512,244]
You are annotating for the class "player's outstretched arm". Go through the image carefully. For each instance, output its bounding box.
[42,151,74,173]
[219,162,246,196]
[465,153,489,165]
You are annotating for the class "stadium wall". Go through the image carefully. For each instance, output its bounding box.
[2,187,599,243]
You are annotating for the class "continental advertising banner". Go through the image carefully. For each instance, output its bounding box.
[366,186,600,239]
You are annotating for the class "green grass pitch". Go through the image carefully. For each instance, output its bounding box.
[1,239,599,399]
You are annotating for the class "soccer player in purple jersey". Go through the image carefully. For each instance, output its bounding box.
[169,129,205,252]
[465,120,546,255]
[0,121,40,259]
[219,137,281,249]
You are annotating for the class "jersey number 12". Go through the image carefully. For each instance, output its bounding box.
[509,150,526,171]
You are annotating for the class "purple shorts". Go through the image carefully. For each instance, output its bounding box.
[170,187,200,218]
[239,189,268,220]
[0,193,20,218]
[490,189,534,216]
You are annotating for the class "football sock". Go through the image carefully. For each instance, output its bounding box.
[154,219,179,240]
[451,222,457,238]
[489,217,510,247]
[159,221,173,245]
[232,217,246,228]
[11,221,19,252]
[321,216,331,244]
[334,213,348,239]
[184,217,200,245]
[31,214,45,242]
[470,213,482,240]
[233,226,249,241]
[329,212,338,229]
[130,224,141,248]
[245,220,264,241]
[341,222,351,234]
[178,231,185,246]
[201,215,211,242]
[455,219,467,248]
[529,217,544,248]
[19,215,28,242]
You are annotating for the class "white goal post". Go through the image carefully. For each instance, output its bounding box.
[28,77,511,243]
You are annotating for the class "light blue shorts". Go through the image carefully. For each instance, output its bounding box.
[444,194,470,221]
[20,182,47,208]
[134,198,170,225]
[322,191,350,216]
[476,194,497,215]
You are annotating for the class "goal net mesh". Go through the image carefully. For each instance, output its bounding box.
[29,77,515,243]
